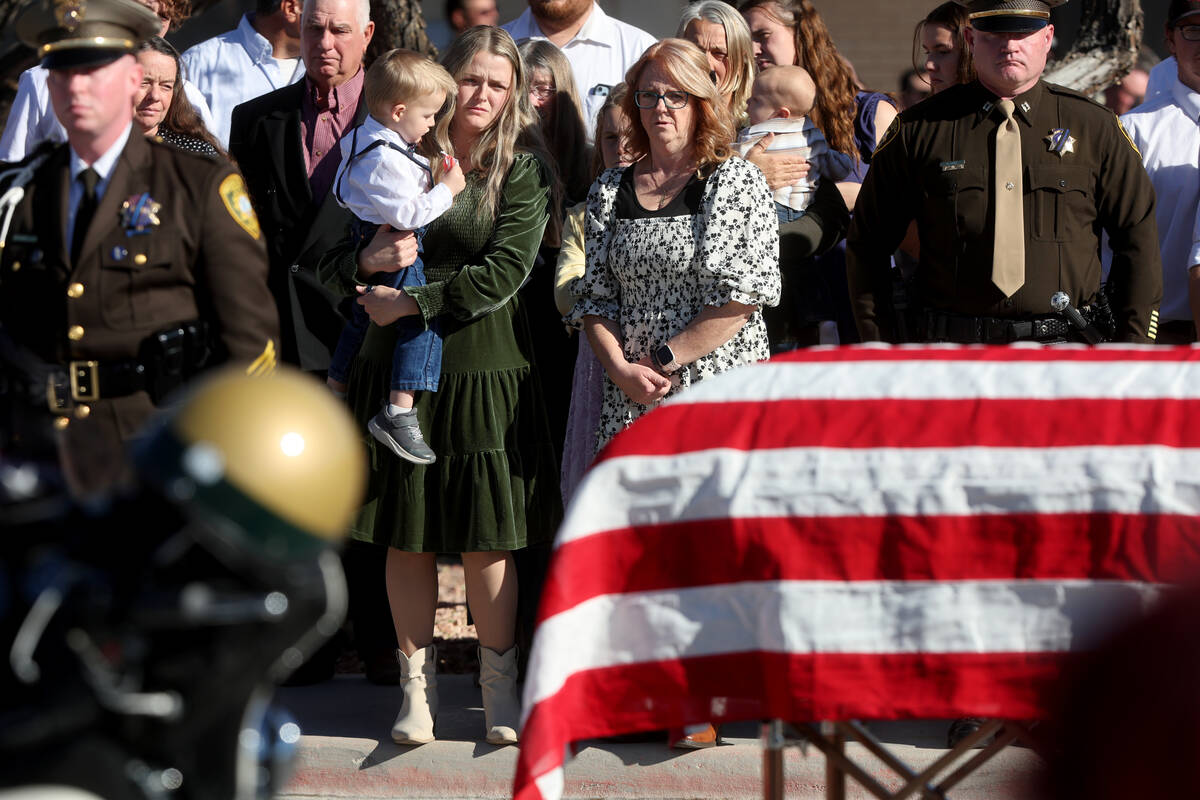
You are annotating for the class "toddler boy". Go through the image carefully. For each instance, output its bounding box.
[328,48,466,464]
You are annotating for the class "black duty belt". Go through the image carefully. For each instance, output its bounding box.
[47,359,149,411]
[921,311,1072,344]
[1,321,212,413]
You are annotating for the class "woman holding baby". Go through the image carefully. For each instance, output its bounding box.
[740,0,899,346]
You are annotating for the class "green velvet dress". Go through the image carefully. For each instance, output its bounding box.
[321,152,563,552]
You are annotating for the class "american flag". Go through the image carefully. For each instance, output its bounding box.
[514,344,1200,800]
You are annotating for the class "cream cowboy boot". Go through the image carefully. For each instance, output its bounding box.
[391,645,437,745]
[478,645,521,745]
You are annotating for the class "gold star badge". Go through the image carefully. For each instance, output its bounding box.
[53,0,86,31]
[1045,128,1075,157]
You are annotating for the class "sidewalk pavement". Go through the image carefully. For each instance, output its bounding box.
[274,675,1043,799]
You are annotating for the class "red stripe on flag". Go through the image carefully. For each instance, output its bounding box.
[598,398,1200,460]
[515,650,1074,799]
[538,514,1200,623]
[763,345,1200,364]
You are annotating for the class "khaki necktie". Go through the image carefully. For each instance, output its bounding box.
[991,99,1024,297]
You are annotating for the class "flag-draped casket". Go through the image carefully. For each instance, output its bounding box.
[514,345,1200,800]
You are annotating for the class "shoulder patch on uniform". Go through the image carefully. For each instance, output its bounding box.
[1114,115,1142,159]
[219,173,261,240]
[246,339,277,377]
[874,116,901,156]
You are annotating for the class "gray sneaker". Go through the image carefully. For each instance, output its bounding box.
[368,406,436,464]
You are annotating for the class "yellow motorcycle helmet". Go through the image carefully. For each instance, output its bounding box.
[133,366,367,559]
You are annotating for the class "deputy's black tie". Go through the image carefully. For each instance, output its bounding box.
[71,167,99,264]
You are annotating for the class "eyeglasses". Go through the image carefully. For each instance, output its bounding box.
[1177,24,1200,41]
[530,84,555,99]
[634,90,689,110]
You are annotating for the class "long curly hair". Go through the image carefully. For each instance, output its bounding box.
[518,39,591,206]
[620,39,734,176]
[155,0,189,31]
[137,37,225,157]
[677,0,756,128]
[737,0,859,162]
[912,2,977,88]
[429,26,561,243]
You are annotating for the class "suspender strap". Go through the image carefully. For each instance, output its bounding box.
[334,125,433,208]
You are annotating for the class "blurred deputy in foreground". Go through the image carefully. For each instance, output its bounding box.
[846,0,1162,345]
[0,0,279,497]
[0,366,366,799]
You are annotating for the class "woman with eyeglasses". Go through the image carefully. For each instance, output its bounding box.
[515,39,588,487]
[572,38,778,449]
[519,39,591,205]
[571,42,778,751]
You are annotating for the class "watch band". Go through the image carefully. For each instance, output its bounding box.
[654,343,681,375]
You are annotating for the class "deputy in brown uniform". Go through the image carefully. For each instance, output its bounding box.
[846,0,1162,344]
[0,0,279,496]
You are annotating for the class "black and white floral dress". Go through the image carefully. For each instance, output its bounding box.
[569,156,780,449]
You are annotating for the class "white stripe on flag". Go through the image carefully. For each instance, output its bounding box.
[522,578,1162,713]
[562,445,1200,545]
[663,357,1200,405]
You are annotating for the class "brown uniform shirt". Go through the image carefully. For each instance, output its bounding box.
[0,132,279,495]
[847,80,1162,343]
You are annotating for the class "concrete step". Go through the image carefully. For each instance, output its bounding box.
[275,675,1043,800]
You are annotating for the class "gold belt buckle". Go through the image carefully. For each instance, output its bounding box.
[69,360,100,401]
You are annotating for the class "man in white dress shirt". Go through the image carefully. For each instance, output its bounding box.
[1148,56,1179,100]
[181,0,306,148]
[0,0,216,161]
[502,0,656,133]
[1120,0,1200,342]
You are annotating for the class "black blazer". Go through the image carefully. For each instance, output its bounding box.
[229,80,367,372]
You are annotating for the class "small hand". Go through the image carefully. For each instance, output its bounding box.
[356,284,419,326]
[442,158,467,195]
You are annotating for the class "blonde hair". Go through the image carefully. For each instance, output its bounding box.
[518,39,591,204]
[676,0,755,128]
[430,27,560,240]
[366,49,456,121]
[738,0,860,162]
[621,39,734,174]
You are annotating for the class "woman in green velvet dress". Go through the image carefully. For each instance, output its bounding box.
[318,27,560,747]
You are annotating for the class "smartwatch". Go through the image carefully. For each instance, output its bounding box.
[653,343,681,375]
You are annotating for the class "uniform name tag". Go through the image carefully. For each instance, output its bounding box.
[940,160,966,172]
